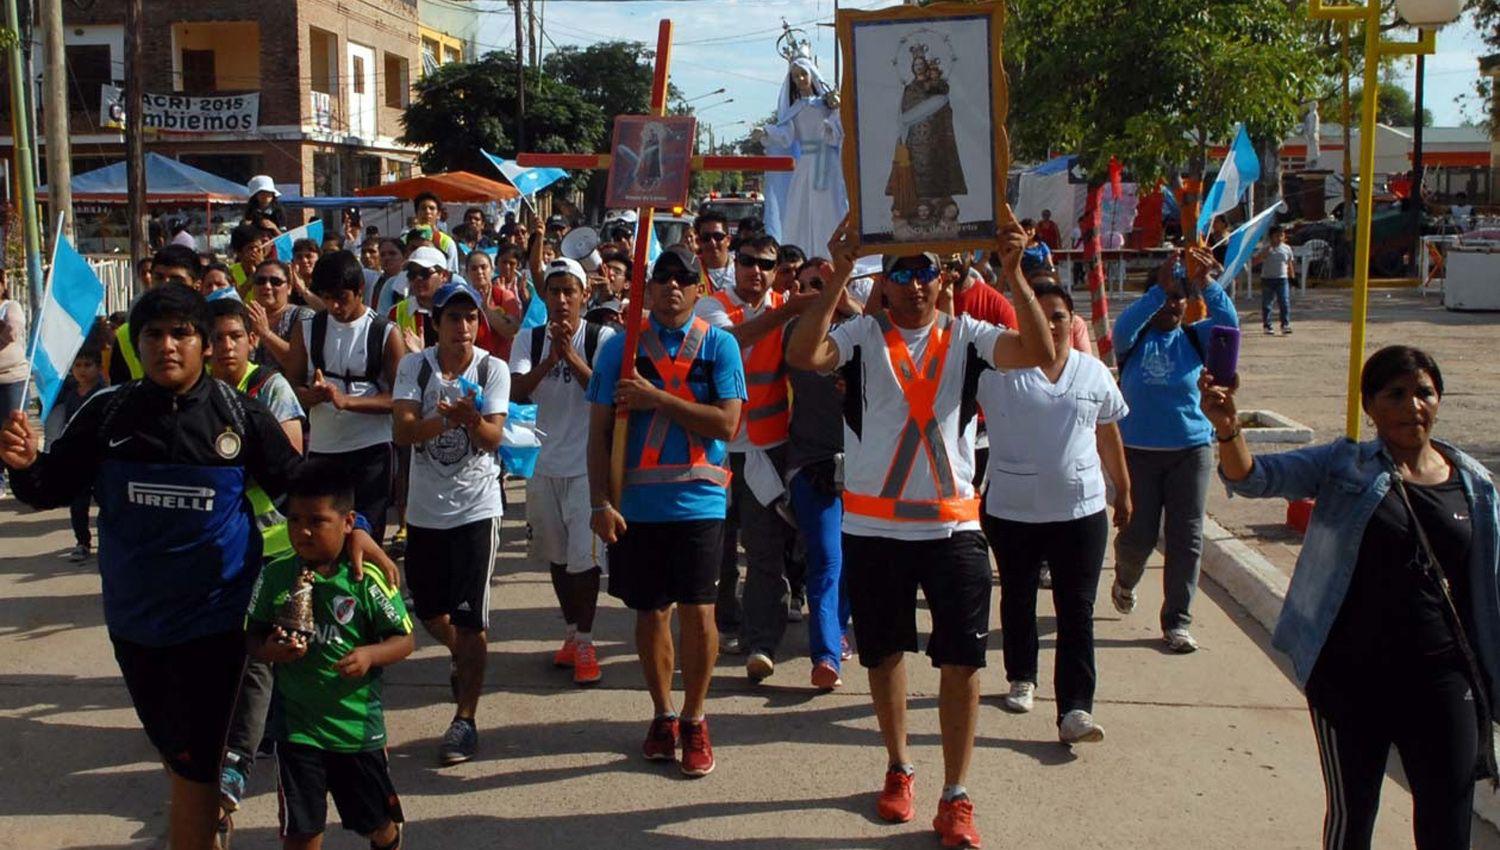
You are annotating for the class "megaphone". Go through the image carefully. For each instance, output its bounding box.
[561,226,602,272]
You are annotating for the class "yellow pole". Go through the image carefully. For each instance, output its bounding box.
[1309,0,1435,439]
[1344,14,1383,439]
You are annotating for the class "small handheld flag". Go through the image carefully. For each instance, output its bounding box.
[273,219,325,263]
[27,232,106,422]
[1197,126,1261,240]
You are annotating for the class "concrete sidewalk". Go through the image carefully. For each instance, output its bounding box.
[4,483,1498,850]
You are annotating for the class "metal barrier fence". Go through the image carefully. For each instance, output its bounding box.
[83,256,136,314]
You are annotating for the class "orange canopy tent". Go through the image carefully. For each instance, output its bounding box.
[356,171,520,202]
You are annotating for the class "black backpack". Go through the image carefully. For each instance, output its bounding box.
[309,311,391,385]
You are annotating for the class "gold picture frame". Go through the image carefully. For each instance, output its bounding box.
[836,1,1009,258]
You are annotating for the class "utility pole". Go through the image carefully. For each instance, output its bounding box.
[124,0,145,270]
[42,0,72,245]
[4,0,43,314]
[512,0,525,152]
[527,0,538,69]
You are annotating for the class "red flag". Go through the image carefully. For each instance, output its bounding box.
[1109,156,1124,200]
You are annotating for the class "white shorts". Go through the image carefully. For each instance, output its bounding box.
[526,474,606,574]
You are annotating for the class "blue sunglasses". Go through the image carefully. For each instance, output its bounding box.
[887,266,941,287]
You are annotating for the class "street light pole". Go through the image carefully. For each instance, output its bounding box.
[1309,0,1437,439]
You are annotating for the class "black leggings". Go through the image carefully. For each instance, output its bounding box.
[1305,658,1477,850]
[982,510,1108,720]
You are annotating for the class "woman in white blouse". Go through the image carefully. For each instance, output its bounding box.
[977,283,1132,744]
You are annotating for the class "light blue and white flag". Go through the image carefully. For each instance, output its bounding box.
[481,149,568,198]
[28,235,106,422]
[1196,125,1260,239]
[273,219,324,263]
[1216,200,1286,288]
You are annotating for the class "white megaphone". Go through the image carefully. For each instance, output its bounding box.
[560,226,602,272]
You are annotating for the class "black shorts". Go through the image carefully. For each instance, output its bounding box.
[405,517,500,630]
[607,519,723,611]
[844,531,993,670]
[276,741,403,838]
[111,629,247,783]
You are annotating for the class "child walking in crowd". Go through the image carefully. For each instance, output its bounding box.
[44,346,106,561]
[1255,224,1296,335]
[247,462,414,850]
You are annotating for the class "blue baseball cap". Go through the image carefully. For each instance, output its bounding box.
[431,280,484,314]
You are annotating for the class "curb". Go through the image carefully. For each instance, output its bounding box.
[1198,514,1500,830]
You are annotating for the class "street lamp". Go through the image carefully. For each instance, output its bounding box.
[1308,0,1458,438]
[682,88,727,104]
[695,98,734,114]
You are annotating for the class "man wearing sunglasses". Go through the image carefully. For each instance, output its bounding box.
[693,232,819,679]
[787,212,1055,848]
[693,211,736,292]
[586,245,746,778]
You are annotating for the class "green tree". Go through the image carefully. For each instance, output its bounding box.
[1323,81,1434,127]
[399,51,607,181]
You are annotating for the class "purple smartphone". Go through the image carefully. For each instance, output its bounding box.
[1205,326,1240,386]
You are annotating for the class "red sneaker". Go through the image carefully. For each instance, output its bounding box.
[553,637,577,668]
[679,718,715,777]
[933,795,982,848]
[573,642,601,685]
[642,715,679,761]
[876,767,915,823]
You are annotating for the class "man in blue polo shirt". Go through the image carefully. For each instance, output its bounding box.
[587,246,745,778]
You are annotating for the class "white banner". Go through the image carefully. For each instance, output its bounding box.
[100,85,260,133]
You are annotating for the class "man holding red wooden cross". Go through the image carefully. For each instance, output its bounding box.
[788,210,1053,848]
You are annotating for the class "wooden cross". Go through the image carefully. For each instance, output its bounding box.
[517,19,794,501]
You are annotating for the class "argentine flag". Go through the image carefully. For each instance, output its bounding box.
[1196,126,1261,240]
[273,219,324,263]
[481,149,568,198]
[29,235,106,422]
[1216,200,1287,288]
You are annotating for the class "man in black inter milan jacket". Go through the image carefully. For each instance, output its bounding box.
[1,285,393,850]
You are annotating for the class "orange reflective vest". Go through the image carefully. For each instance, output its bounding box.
[623,317,731,489]
[711,289,789,447]
[842,313,981,523]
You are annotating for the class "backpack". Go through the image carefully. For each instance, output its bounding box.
[309,311,390,386]
[529,321,604,373]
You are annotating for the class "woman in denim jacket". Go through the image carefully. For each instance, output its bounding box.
[1203,345,1499,850]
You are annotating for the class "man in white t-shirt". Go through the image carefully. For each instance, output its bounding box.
[786,212,1054,848]
[694,210,735,292]
[509,258,617,686]
[284,251,404,542]
[392,280,510,767]
[692,231,817,681]
[1253,224,1296,335]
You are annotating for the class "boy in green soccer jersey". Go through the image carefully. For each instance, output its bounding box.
[247,462,415,850]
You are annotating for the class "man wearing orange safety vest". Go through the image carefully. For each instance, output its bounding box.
[693,231,819,682]
[787,210,1055,849]
[586,246,747,778]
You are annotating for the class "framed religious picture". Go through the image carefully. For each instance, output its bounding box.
[605,115,698,210]
[836,1,1008,256]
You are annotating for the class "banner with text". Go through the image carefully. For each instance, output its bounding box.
[101,85,260,134]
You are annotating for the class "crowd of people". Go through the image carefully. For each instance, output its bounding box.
[0,177,1496,850]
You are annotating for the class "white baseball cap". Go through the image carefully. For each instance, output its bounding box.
[246,175,280,198]
[544,257,587,285]
[406,245,448,270]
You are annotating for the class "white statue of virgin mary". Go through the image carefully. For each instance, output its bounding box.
[754,52,849,255]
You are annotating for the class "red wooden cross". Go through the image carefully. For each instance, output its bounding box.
[518,19,793,501]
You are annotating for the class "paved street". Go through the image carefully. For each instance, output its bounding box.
[6,425,1500,849]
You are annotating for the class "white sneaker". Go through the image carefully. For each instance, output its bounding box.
[1163,628,1199,653]
[1001,681,1035,713]
[1110,580,1136,615]
[746,652,775,681]
[1059,710,1105,745]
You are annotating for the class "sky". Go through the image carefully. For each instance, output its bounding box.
[466,0,1494,153]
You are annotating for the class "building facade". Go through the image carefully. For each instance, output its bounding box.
[1,0,475,201]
